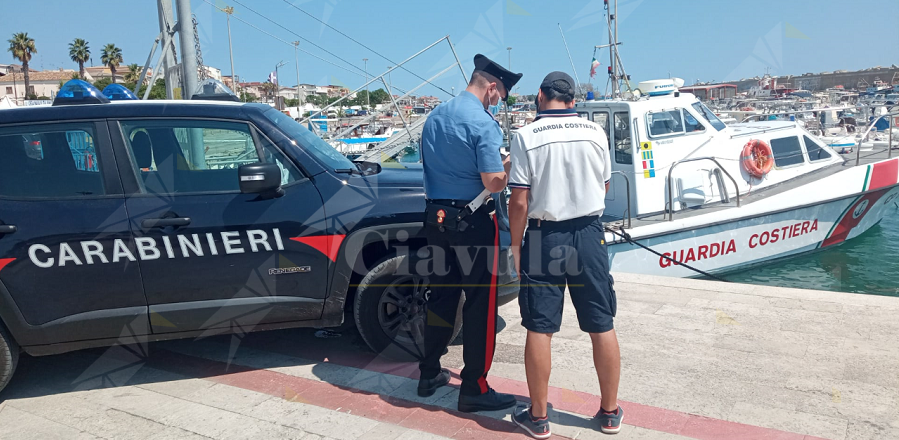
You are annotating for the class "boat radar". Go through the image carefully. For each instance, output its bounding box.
[638,78,685,97]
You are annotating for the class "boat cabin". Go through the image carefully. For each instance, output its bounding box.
[575,79,843,221]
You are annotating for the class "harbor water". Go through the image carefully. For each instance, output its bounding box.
[727,203,899,296]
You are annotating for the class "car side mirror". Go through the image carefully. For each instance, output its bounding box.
[239,163,284,198]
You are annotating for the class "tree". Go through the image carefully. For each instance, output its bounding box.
[506,95,517,105]
[68,38,90,80]
[124,63,141,84]
[100,43,123,84]
[7,32,37,97]
[92,78,113,92]
[369,88,390,105]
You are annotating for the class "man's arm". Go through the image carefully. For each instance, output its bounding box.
[509,188,529,275]
[480,154,511,193]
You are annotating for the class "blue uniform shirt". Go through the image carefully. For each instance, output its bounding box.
[421,91,504,200]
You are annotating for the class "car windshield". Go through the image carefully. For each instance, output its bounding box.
[262,107,355,170]
[691,102,727,131]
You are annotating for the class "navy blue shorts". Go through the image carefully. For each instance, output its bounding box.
[518,216,616,334]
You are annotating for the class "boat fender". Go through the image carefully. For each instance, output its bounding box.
[741,139,774,178]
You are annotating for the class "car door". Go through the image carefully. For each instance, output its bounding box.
[110,118,330,334]
[0,121,148,346]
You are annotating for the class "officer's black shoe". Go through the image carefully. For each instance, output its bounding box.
[457,388,517,413]
[418,368,451,397]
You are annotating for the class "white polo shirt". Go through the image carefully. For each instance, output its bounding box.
[509,109,612,221]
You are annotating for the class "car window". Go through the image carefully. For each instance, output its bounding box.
[0,123,105,198]
[120,120,301,194]
[770,136,805,167]
[262,107,355,170]
[803,135,831,162]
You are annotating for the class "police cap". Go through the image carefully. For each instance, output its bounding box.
[473,54,522,98]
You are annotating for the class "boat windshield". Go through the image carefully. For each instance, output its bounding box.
[262,107,355,171]
[691,102,727,131]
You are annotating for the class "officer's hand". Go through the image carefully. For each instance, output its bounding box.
[502,154,511,173]
[511,245,521,277]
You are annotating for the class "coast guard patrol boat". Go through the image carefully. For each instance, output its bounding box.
[582,78,899,277]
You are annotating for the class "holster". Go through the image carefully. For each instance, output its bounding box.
[425,203,470,232]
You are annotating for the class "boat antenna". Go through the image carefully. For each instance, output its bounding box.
[558,23,583,98]
[599,0,634,98]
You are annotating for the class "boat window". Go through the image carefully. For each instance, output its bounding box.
[593,112,612,149]
[691,102,727,131]
[613,112,632,164]
[770,136,805,167]
[683,110,705,133]
[647,110,684,137]
[577,111,591,121]
[803,135,831,162]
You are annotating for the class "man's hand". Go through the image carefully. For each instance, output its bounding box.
[503,153,511,173]
[511,245,521,278]
[509,188,529,277]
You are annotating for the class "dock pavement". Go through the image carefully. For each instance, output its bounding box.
[0,272,897,439]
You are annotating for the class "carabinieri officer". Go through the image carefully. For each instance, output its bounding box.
[417,54,522,413]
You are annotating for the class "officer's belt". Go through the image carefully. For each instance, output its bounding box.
[425,190,494,232]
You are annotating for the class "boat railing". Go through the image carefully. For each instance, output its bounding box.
[856,113,896,165]
[667,157,742,221]
[609,170,632,228]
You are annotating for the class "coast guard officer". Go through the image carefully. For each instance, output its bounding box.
[508,72,623,437]
[417,54,522,413]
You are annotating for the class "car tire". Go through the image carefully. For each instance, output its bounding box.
[354,254,463,361]
[0,323,19,394]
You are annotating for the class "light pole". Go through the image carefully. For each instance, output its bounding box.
[224,6,236,96]
[275,60,286,110]
[362,58,370,110]
[507,47,512,70]
[11,65,18,105]
[293,41,301,115]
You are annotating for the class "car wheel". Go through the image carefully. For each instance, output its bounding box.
[0,324,19,394]
[354,255,463,361]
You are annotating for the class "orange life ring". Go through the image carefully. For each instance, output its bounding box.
[741,139,773,178]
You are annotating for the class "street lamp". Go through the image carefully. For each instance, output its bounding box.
[507,47,512,70]
[362,58,370,110]
[223,6,236,97]
[10,65,19,105]
[275,60,286,110]
[293,41,301,115]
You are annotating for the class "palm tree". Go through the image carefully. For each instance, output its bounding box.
[100,44,123,84]
[68,38,90,80]
[7,32,37,97]
[124,63,141,84]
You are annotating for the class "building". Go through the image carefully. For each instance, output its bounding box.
[0,69,78,103]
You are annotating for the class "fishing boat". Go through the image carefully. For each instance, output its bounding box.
[579,79,899,277]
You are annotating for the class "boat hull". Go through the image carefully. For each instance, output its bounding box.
[608,185,899,278]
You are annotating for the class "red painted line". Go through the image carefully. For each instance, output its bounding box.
[230,335,832,440]
[148,349,543,440]
[290,235,345,262]
[869,159,899,191]
[0,258,15,273]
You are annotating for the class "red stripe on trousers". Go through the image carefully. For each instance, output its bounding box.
[477,215,500,394]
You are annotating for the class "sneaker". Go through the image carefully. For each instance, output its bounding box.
[596,405,623,434]
[457,388,517,413]
[417,368,450,397]
[512,405,551,439]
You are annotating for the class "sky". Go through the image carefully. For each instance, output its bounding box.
[2,0,898,99]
